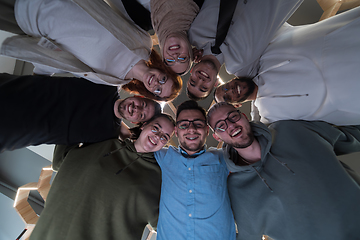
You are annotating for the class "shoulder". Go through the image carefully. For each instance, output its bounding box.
[154,146,178,162]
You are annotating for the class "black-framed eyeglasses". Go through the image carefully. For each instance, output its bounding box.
[164,55,190,66]
[214,110,242,132]
[151,126,169,144]
[176,119,207,130]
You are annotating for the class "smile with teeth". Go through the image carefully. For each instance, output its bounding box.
[231,128,242,137]
[169,45,180,50]
[128,103,133,115]
[185,136,199,140]
[148,75,154,86]
[237,85,241,95]
[199,71,209,78]
[149,136,157,145]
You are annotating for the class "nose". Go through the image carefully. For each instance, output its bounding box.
[187,122,197,132]
[133,105,143,113]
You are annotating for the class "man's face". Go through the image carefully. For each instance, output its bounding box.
[209,104,254,149]
[215,78,256,104]
[175,109,209,155]
[187,60,219,99]
[114,97,156,122]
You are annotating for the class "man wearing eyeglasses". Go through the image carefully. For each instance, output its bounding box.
[207,102,360,240]
[154,100,236,240]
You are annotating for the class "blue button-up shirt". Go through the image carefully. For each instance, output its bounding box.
[155,146,236,240]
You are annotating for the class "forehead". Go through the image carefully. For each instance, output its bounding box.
[143,98,153,108]
[209,105,236,125]
[148,117,174,134]
[177,109,205,122]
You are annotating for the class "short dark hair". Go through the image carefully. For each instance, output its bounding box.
[153,100,161,116]
[186,87,209,101]
[176,100,206,120]
[206,102,235,129]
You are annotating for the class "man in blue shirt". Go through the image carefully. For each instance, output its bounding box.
[155,100,236,240]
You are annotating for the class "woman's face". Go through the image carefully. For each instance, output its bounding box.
[142,68,174,98]
[134,116,175,153]
[163,36,191,75]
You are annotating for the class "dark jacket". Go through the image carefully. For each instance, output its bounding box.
[0,73,120,152]
[30,139,161,240]
[224,120,360,240]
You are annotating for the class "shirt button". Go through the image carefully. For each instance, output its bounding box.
[189,214,192,217]
[84,74,88,76]
[189,190,192,193]
[188,167,191,171]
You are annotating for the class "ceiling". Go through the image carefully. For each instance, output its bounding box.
[1,1,360,239]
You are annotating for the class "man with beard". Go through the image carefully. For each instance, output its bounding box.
[0,73,160,152]
[154,100,236,240]
[186,0,303,100]
[214,77,256,108]
[207,102,360,240]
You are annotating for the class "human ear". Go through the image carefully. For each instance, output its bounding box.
[212,133,221,142]
[174,127,179,137]
[233,103,242,108]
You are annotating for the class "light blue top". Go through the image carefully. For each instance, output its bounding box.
[155,146,236,240]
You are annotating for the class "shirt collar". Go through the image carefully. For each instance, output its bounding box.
[179,145,206,158]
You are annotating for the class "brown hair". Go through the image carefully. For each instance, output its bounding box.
[122,49,183,102]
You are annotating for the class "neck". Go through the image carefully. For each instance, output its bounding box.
[202,54,221,73]
[134,141,146,153]
[234,139,261,164]
[125,60,148,82]
[181,146,204,156]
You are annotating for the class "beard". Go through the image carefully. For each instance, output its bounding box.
[227,131,255,149]
[179,134,206,153]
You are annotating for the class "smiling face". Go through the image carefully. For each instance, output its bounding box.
[142,68,174,98]
[163,35,191,75]
[209,104,254,149]
[175,109,209,155]
[114,97,156,122]
[134,116,175,153]
[215,77,256,104]
[187,60,219,99]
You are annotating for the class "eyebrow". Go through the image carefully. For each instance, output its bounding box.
[155,123,171,139]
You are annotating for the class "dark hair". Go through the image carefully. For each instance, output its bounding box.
[153,100,161,116]
[176,100,206,120]
[122,49,183,102]
[186,87,209,101]
[129,113,175,140]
